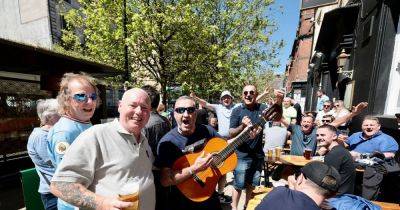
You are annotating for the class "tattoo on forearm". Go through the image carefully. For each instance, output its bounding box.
[53,181,97,209]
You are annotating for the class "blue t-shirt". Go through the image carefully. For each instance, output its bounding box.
[229,103,267,159]
[316,95,329,111]
[27,127,55,194]
[212,103,240,137]
[346,131,399,154]
[255,186,320,210]
[288,125,317,156]
[47,116,91,210]
[155,124,222,209]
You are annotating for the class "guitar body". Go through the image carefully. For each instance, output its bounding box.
[172,137,238,202]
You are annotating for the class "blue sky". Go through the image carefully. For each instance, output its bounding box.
[269,0,300,74]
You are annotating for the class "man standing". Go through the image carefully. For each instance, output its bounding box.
[256,161,341,210]
[142,85,171,210]
[50,88,155,210]
[47,73,99,210]
[282,97,297,125]
[191,90,238,138]
[191,90,238,203]
[156,96,222,210]
[142,85,171,157]
[316,125,355,194]
[27,99,60,210]
[229,85,282,210]
[316,90,329,111]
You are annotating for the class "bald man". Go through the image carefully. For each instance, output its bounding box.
[50,88,156,210]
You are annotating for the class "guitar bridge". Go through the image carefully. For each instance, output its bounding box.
[192,174,205,187]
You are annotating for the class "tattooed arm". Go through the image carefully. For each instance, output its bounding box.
[50,181,132,210]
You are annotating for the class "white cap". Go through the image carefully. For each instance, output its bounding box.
[220,90,233,99]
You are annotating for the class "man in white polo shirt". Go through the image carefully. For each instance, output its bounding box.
[50,88,155,210]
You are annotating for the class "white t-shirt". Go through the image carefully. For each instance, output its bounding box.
[52,119,155,210]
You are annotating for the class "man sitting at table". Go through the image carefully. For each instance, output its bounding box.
[256,161,341,210]
[345,116,398,159]
[316,124,355,195]
[361,114,400,201]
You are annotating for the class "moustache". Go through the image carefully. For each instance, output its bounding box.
[245,96,253,100]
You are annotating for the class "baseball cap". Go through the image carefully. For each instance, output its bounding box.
[220,90,233,99]
[301,161,341,192]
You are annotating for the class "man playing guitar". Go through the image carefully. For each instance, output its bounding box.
[155,96,260,210]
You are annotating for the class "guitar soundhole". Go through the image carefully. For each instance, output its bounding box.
[211,154,223,168]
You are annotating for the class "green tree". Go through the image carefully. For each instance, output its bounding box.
[59,0,283,104]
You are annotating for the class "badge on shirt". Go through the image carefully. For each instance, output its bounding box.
[55,142,70,155]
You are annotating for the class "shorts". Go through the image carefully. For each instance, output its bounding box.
[233,157,263,190]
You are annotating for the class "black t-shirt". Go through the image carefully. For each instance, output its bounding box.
[255,186,320,210]
[155,124,221,210]
[144,111,171,157]
[229,103,267,158]
[324,144,356,194]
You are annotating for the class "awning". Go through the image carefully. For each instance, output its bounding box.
[0,38,120,78]
[315,4,360,54]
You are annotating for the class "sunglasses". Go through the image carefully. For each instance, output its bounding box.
[323,105,331,108]
[322,120,331,123]
[243,90,255,95]
[72,93,98,103]
[175,107,196,114]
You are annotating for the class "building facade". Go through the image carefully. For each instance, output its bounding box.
[0,0,79,48]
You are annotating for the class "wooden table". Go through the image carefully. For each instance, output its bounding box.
[265,155,315,166]
[372,201,400,210]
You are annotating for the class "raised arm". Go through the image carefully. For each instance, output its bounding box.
[190,92,216,111]
[50,181,132,210]
[330,102,368,128]
[256,87,269,102]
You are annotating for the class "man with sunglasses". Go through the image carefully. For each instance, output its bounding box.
[51,88,155,210]
[47,73,99,210]
[229,85,283,210]
[316,101,334,126]
[155,96,222,210]
[256,161,340,210]
[316,89,330,111]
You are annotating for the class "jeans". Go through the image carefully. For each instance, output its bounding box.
[233,157,263,190]
[40,193,57,210]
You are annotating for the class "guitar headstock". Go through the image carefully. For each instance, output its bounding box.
[262,103,282,122]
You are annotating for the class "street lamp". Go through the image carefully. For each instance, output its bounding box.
[337,49,349,74]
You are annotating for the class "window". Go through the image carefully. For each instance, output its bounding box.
[384,16,400,115]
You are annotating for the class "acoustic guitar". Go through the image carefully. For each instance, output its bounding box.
[172,104,282,202]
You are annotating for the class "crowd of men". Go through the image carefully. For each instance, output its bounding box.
[26,72,400,210]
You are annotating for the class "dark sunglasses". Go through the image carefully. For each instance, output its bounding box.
[323,105,331,108]
[243,90,255,95]
[322,120,331,123]
[73,93,98,103]
[175,107,196,114]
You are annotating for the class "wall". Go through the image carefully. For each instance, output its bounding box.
[0,0,52,48]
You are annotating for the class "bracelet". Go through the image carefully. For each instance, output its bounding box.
[188,167,194,175]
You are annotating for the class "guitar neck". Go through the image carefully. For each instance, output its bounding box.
[217,118,267,163]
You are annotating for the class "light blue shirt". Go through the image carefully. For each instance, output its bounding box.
[47,116,91,210]
[210,103,240,137]
[27,127,55,194]
[346,131,399,154]
[316,95,329,111]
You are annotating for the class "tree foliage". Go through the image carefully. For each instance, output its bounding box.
[60,0,283,104]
